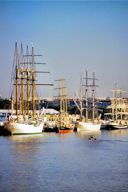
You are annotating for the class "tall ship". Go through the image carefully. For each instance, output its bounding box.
[102,87,128,129]
[55,78,74,133]
[4,42,52,135]
[76,71,101,132]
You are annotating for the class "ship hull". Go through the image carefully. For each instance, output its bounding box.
[59,128,73,133]
[77,122,101,132]
[4,121,44,135]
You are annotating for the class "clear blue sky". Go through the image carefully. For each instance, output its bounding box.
[0,1,128,98]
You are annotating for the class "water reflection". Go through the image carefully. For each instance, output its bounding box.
[57,133,74,140]
[110,129,128,137]
[8,134,44,143]
[7,134,45,154]
[77,130,101,139]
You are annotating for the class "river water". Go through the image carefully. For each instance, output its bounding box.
[0,130,128,192]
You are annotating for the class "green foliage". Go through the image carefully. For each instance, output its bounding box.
[0,98,11,109]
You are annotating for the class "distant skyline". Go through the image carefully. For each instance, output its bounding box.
[0,1,128,99]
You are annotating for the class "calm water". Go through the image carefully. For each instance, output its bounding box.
[0,130,128,192]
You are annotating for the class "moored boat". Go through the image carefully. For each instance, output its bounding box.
[75,71,101,132]
[55,78,75,134]
[4,120,44,135]
[108,121,128,129]
[0,111,11,127]
[101,87,128,130]
[58,120,74,133]
[59,127,73,133]
[44,120,58,132]
[4,42,52,135]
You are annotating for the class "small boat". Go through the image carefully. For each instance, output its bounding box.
[100,119,111,129]
[59,127,73,133]
[57,118,74,133]
[108,121,128,129]
[0,111,11,127]
[44,120,58,132]
[58,120,74,133]
[0,111,11,135]
[113,124,128,129]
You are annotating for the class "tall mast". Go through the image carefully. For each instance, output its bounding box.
[11,96,14,116]
[15,42,19,117]
[55,78,67,128]
[20,43,24,115]
[112,84,118,122]
[119,89,122,121]
[91,72,99,122]
[85,71,88,120]
[80,74,83,117]
[59,80,62,114]
[13,43,53,119]
[112,90,115,121]
[32,46,35,118]
[26,46,29,115]
[55,78,67,113]
[92,72,95,122]
[61,79,67,113]
[112,87,125,122]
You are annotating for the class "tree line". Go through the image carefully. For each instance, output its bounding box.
[0,97,11,109]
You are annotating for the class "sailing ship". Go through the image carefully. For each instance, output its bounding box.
[102,87,128,130]
[4,42,52,135]
[76,71,101,132]
[55,78,74,133]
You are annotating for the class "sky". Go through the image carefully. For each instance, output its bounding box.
[0,0,128,99]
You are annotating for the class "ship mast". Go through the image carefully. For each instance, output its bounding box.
[55,78,67,128]
[15,42,19,118]
[31,46,35,118]
[83,71,98,121]
[20,43,24,115]
[26,46,29,116]
[79,74,83,117]
[13,43,53,119]
[112,85,118,122]
[112,87,125,122]
[85,71,88,120]
[92,72,96,122]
